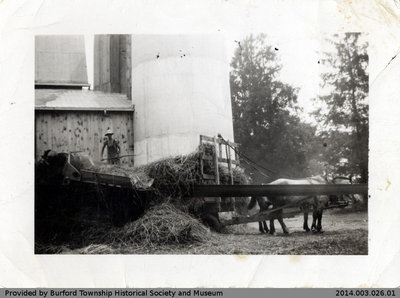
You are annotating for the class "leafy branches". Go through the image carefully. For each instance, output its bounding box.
[316,33,369,182]
[230,34,317,181]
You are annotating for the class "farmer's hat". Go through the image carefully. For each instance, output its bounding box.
[105,129,113,136]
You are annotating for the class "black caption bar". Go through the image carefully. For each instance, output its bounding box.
[1,288,398,298]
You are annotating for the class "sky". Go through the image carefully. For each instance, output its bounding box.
[225,33,332,123]
[226,32,369,125]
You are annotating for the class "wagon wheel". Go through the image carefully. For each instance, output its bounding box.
[202,212,222,232]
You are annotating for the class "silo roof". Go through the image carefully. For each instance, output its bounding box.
[35,35,89,86]
[35,89,134,111]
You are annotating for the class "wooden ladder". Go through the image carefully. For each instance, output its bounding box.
[199,135,240,212]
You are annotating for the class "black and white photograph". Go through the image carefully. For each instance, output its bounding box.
[3,0,400,289]
[34,33,368,255]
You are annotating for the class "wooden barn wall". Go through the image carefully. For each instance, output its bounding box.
[94,35,131,99]
[94,35,113,92]
[119,35,132,100]
[35,110,134,165]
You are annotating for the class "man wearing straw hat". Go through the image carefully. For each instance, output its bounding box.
[101,129,121,164]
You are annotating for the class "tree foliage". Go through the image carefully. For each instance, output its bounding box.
[230,34,319,182]
[316,33,369,182]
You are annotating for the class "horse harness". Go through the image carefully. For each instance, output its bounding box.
[332,176,357,202]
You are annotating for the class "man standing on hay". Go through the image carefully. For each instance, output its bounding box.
[101,129,121,164]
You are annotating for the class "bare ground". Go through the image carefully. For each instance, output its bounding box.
[58,209,368,255]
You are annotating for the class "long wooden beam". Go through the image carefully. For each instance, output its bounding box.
[222,207,300,226]
[191,184,368,197]
[221,202,349,226]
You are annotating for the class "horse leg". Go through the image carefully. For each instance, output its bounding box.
[258,221,265,233]
[258,207,269,233]
[262,220,269,233]
[303,211,310,232]
[277,213,289,234]
[311,210,318,233]
[269,218,276,235]
[317,209,324,233]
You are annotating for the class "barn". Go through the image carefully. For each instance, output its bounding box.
[35,89,134,165]
[35,35,135,165]
[35,34,235,167]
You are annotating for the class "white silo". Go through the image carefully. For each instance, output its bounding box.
[132,35,234,166]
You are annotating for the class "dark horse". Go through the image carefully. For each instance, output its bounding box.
[247,196,273,234]
[248,175,330,234]
[247,195,291,234]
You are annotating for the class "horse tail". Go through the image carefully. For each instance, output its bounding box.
[248,197,257,210]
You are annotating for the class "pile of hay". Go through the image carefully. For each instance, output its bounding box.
[117,202,210,247]
[141,153,202,197]
[93,144,250,198]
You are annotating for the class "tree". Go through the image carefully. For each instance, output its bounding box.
[230,34,319,181]
[316,33,369,182]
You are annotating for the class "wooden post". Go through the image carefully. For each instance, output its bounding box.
[199,135,204,181]
[226,141,235,213]
[213,136,221,210]
[213,136,220,185]
[235,145,239,164]
[226,142,234,185]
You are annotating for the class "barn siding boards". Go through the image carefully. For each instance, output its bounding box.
[119,35,132,100]
[94,35,112,92]
[35,35,88,86]
[110,35,121,93]
[35,111,134,166]
[94,35,132,99]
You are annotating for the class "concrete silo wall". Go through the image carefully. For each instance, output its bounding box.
[131,35,234,166]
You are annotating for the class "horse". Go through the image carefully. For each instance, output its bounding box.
[247,196,272,233]
[248,175,330,235]
[269,175,331,234]
[331,176,364,206]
